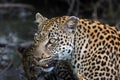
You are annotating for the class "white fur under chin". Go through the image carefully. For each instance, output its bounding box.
[58,45,73,60]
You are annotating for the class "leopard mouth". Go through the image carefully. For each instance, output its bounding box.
[38,57,57,72]
[40,66,54,72]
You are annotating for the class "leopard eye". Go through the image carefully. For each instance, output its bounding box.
[49,38,56,44]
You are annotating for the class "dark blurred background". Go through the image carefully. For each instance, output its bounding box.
[0,0,120,40]
[0,0,120,80]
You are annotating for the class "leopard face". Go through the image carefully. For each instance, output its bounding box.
[34,13,77,62]
[34,13,120,79]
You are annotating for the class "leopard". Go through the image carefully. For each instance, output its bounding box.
[33,12,120,80]
[38,60,78,80]
[18,44,78,80]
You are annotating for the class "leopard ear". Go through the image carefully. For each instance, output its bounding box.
[35,12,47,23]
[35,13,48,30]
[64,16,79,33]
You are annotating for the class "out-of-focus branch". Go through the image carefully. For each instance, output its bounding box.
[67,0,76,15]
[108,0,114,18]
[92,0,104,20]
[74,0,80,16]
[0,3,34,10]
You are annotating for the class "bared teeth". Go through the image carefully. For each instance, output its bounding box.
[45,64,48,67]
[38,58,51,68]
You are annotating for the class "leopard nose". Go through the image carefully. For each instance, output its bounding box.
[41,52,51,58]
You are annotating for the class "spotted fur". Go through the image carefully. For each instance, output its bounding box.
[18,43,78,80]
[34,13,120,80]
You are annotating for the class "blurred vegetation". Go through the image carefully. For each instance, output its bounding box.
[0,0,120,80]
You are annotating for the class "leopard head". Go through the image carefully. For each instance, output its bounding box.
[34,13,79,71]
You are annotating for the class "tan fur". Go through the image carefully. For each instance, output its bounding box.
[34,13,120,80]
